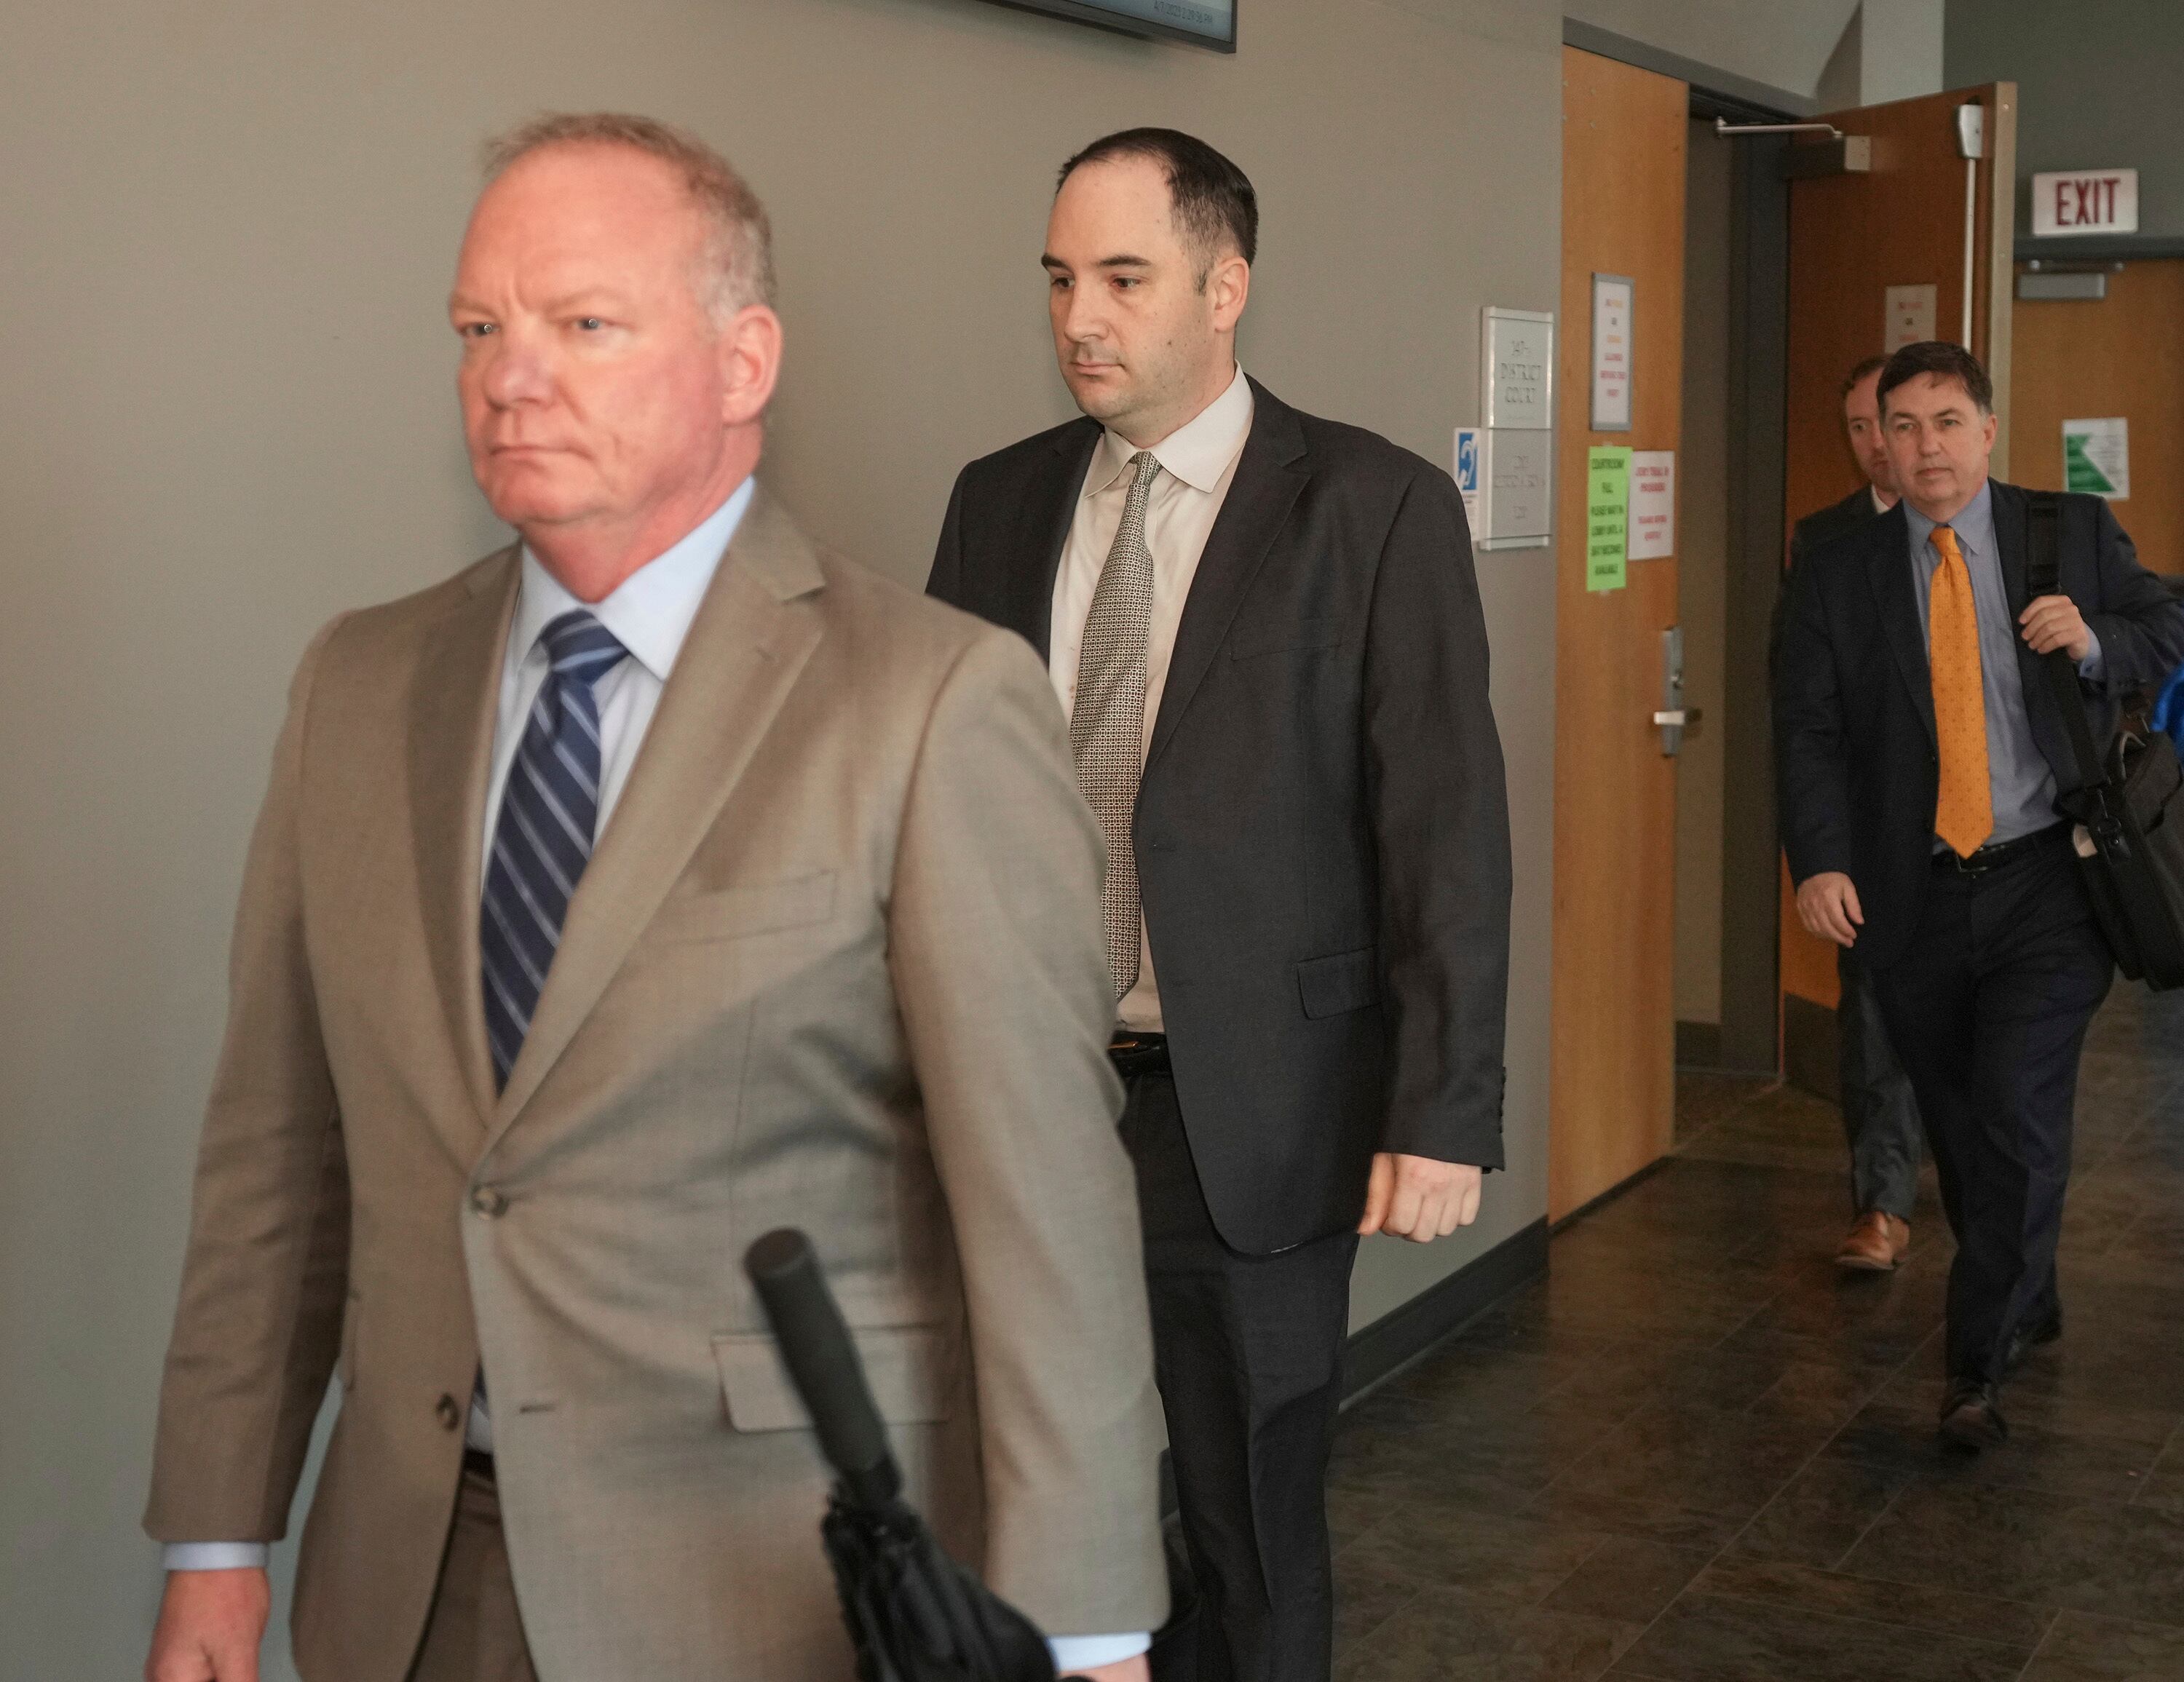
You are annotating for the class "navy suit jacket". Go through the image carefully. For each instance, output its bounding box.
[1773,480,2184,972]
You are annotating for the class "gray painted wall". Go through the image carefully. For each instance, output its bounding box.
[1947,0,2184,239]
[0,0,1562,1673]
[1564,0,1859,99]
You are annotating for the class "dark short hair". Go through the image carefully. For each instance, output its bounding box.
[1877,341,1993,416]
[1840,354,1888,398]
[1058,127,1259,279]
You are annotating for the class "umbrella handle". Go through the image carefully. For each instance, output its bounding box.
[745,1228,903,1509]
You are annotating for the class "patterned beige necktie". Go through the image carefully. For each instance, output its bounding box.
[1929,523,1994,857]
[1071,451,1161,999]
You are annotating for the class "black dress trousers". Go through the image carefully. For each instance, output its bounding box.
[1870,830,2113,1383]
[1120,1071,1358,1682]
[1836,946,1924,1220]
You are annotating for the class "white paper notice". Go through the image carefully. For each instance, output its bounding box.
[1628,451,1675,560]
[1885,284,1938,351]
[1590,274,1633,431]
[2063,418,2130,500]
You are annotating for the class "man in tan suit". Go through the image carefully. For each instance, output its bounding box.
[143,114,1166,1682]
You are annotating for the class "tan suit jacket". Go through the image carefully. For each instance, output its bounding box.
[144,488,1169,1680]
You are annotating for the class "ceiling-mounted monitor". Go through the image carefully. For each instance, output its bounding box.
[982,0,1235,52]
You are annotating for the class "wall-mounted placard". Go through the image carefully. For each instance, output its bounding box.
[1487,430,1552,551]
[1589,274,1632,432]
[1454,428,1553,552]
[1483,307,1554,430]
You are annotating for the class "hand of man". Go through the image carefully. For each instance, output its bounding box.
[2020,594,2092,662]
[1358,1153,1484,1242]
[1795,871,1863,948]
[146,1568,269,1682]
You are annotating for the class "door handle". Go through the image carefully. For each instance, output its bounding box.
[1655,628,1698,757]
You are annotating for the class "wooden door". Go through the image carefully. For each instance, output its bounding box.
[2014,259,2184,576]
[1777,84,2017,1076]
[1548,47,1688,1221]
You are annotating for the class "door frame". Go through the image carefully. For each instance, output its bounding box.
[1564,20,1796,1079]
[1710,106,1791,1079]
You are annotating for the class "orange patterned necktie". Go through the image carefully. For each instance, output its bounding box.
[1929,523,1993,858]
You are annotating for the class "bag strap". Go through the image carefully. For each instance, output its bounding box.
[2024,490,2108,792]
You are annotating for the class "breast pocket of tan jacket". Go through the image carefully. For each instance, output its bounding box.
[649,871,839,945]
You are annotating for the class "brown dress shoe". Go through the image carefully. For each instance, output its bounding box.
[1835,1210,1910,1271]
[1939,1380,2009,1450]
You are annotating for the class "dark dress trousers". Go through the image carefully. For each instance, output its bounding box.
[1787,485,1923,1220]
[930,379,1512,1682]
[1774,482,2184,1381]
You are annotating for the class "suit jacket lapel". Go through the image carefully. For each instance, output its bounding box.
[489,487,826,1135]
[1003,422,1099,661]
[1145,383,1308,776]
[407,550,520,1146]
[1868,503,1938,748]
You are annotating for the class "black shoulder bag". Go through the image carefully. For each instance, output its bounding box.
[2026,491,2184,988]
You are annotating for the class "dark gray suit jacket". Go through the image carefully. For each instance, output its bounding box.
[1774,480,2184,972]
[927,379,1512,1255]
[1790,485,1880,574]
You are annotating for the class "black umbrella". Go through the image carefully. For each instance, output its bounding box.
[743,1229,1063,1682]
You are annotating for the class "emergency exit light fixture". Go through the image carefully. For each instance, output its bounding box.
[978,0,1236,52]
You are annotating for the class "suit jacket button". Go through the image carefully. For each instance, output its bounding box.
[471,1185,507,1218]
[435,1394,462,1430]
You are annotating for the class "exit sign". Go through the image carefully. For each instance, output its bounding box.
[2032,169,2139,237]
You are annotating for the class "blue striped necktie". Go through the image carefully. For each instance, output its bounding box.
[479,608,628,1091]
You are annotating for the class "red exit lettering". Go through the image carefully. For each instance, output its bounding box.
[2055,175,2126,228]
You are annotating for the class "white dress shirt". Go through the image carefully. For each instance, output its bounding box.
[1051,363,1254,1031]
[166,475,1145,1669]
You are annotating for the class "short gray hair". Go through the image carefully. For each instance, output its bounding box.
[482,112,777,322]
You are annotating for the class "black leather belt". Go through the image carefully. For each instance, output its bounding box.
[1934,822,2070,876]
[1108,1032,1170,1077]
[463,1448,496,1481]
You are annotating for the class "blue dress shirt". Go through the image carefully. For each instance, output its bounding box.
[1904,479,2103,847]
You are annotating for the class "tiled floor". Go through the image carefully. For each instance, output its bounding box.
[1327,983,2184,1681]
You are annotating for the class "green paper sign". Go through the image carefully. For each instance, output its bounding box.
[2062,417,2129,499]
[1586,446,1631,592]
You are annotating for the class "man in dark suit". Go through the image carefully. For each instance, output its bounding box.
[1775,341,2184,1447]
[928,129,1511,1681]
[1786,356,1926,1274]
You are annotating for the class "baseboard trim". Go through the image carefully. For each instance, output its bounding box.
[1340,1217,1549,1404]
[1675,1019,1725,1070]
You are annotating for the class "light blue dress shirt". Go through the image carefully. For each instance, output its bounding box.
[1904,479,2103,847]
[165,481,1147,1669]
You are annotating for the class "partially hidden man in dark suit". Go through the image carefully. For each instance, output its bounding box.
[1783,355,1926,1274]
[929,130,1512,1681]
[1775,341,2184,1448]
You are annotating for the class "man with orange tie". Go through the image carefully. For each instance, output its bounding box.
[1774,341,2184,1448]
